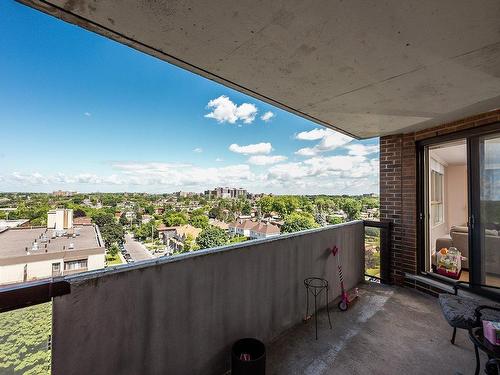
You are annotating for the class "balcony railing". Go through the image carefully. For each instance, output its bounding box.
[0,221,384,374]
[363,220,392,283]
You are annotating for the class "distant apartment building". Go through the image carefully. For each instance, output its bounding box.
[228,219,280,240]
[52,190,77,197]
[176,191,197,198]
[204,187,247,199]
[0,209,105,285]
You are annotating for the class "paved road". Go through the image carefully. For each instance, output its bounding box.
[124,233,154,261]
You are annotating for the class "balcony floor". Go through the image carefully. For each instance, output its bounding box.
[267,282,483,375]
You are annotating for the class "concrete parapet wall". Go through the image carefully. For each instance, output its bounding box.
[52,221,364,375]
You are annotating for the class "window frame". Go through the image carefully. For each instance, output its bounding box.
[416,122,500,299]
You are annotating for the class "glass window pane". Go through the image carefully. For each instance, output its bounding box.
[480,134,500,287]
[364,226,380,279]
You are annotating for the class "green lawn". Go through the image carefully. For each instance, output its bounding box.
[0,303,51,375]
[106,254,123,266]
[366,267,381,278]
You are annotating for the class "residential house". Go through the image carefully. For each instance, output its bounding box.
[228,219,256,237]
[249,222,280,240]
[162,224,202,252]
[229,219,280,239]
[208,219,229,231]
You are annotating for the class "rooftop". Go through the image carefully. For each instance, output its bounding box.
[251,221,281,235]
[172,224,202,238]
[0,225,103,264]
[230,219,281,234]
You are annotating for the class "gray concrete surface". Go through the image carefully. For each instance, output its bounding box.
[19,0,500,138]
[268,282,485,375]
[51,222,364,375]
[123,233,153,261]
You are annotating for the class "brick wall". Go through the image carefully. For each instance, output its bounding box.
[380,109,500,289]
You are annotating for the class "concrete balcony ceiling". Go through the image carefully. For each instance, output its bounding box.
[20,0,500,138]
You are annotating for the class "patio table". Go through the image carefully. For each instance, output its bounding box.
[469,327,500,375]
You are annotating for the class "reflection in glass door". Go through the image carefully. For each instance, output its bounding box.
[425,140,469,283]
[479,134,500,287]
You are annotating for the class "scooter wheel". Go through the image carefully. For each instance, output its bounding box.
[338,300,348,311]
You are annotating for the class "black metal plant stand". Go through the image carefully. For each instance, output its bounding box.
[304,277,332,339]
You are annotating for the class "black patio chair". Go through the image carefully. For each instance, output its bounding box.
[438,281,500,344]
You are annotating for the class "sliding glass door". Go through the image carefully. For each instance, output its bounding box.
[423,140,468,282]
[419,124,500,292]
[478,133,500,287]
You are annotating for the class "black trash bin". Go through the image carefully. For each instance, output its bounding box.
[231,338,266,375]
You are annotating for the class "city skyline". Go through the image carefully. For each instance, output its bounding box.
[0,1,379,195]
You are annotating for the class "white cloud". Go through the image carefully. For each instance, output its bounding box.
[294,128,353,156]
[295,147,317,157]
[193,148,203,153]
[215,157,224,162]
[236,103,258,124]
[266,155,377,183]
[303,155,366,173]
[295,128,332,141]
[345,144,379,156]
[267,162,311,180]
[205,95,258,124]
[229,142,272,155]
[0,153,379,195]
[7,171,122,186]
[111,162,255,188]
[84,112,91,117]
[247,155,287,165]
[260,111,275,122]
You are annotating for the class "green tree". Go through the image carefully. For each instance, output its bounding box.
[73,208,86,218]
[108,243,120,257]
[134,221,158,241]
[281,196,300,215]
[100,222,125,247]
[258,196,274,214]
[91,212,115,228]
[241,200,252,215]
[189,214,209,229]
[281,212,319,233]
[196,226,229,249]
[341,198,362,221]
[119,212,129,226]
[327,216,344,225]
[163,211,188,226]
[183,234,200,252]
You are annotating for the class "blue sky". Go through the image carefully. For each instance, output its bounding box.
[0,1,378,195]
